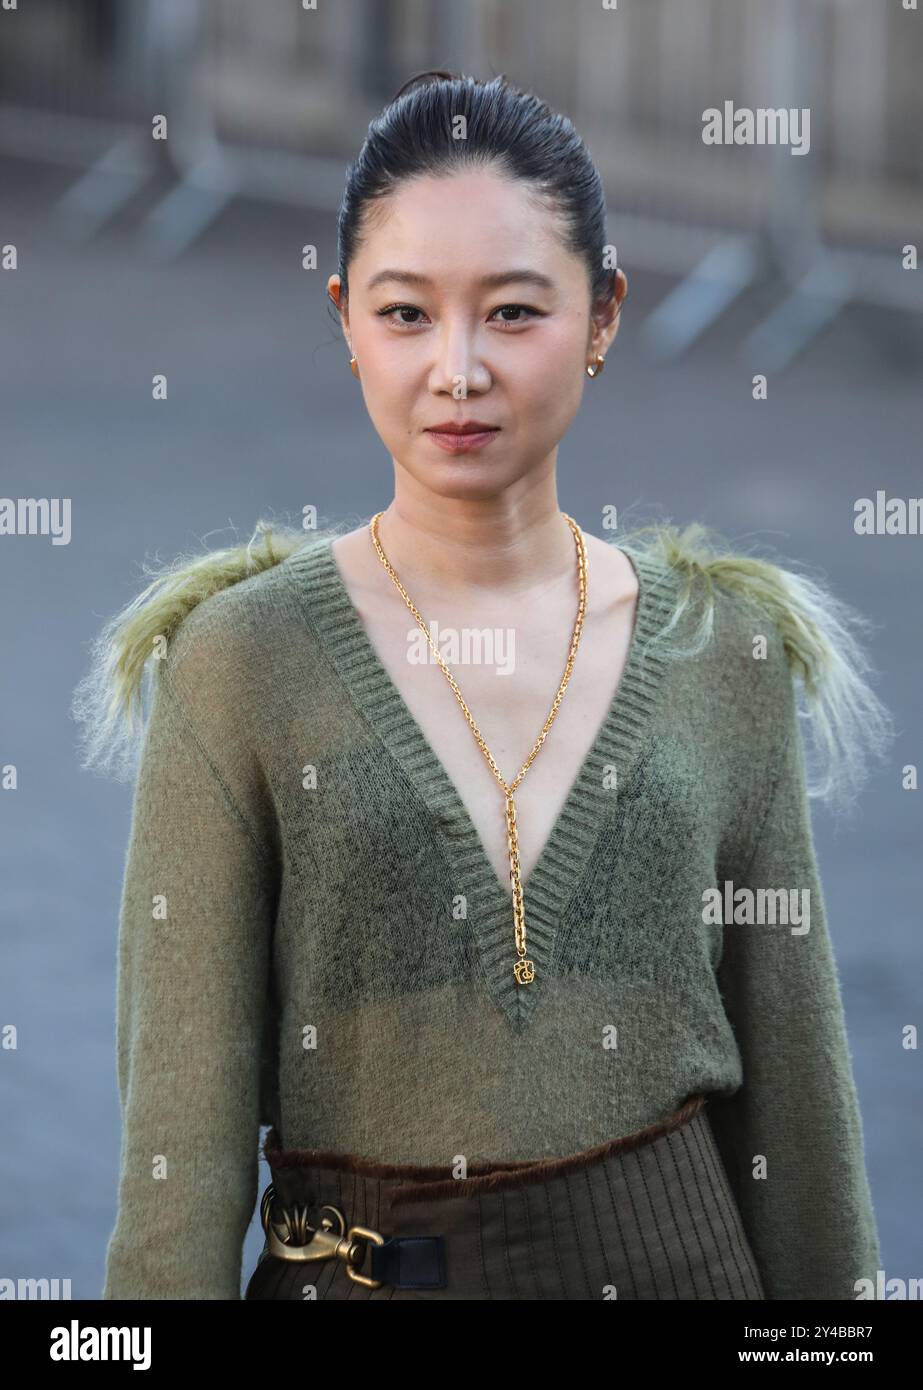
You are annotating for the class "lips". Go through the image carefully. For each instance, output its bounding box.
[425,421,501,454]
[425,422,499,434]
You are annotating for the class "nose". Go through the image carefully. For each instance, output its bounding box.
[428,319,492,396]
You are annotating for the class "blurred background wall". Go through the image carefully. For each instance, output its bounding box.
[1,0,921,1300]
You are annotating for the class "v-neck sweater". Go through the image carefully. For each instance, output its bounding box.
[102,528,880,1301]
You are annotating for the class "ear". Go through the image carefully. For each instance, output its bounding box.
[588,269,627,358]
[327,274,350,341]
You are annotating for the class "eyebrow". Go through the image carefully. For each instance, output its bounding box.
[365,268,557,294]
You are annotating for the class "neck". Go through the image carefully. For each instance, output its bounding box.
[372,484,579,602]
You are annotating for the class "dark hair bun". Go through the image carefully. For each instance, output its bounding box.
[389,69,459,103]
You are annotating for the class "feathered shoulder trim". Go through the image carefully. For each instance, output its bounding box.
[616,520,895,809]
[70,518,344,781]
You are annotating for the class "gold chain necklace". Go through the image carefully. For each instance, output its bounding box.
[369,511,588,986]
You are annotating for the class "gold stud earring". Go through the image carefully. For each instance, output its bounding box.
[349,356,360,379]
[586,353,605,378]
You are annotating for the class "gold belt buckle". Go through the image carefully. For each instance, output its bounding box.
[259,1182,386,1288]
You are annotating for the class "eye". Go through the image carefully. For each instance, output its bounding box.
[488,304,540,326]
[376,304,428,326]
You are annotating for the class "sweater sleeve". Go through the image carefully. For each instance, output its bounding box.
[708,668,881,1301]
[102,665,278,1299]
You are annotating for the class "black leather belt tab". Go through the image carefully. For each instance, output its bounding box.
[369,1234,447,1289]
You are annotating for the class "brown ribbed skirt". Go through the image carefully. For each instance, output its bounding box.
[245,1094,765,1300]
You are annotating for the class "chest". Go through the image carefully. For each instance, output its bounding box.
[343,584,638,894]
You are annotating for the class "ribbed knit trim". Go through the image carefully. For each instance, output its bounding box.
[284,532,680,1032]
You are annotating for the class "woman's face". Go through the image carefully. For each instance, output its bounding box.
[329,167,624,500]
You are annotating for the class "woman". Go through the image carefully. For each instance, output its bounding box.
[74,71,893,1301]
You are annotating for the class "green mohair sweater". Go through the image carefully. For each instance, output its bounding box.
[101,529,880,1301]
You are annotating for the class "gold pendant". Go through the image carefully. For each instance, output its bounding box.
[514,957,535,986]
